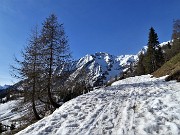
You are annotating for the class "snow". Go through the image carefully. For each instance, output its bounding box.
[0,100,21,125]
[16,75,180,135]
[159,40,171,47]
[137,40,171,56]
[116,55,138,66]
[138,46,148,55]
[70,52,138,86]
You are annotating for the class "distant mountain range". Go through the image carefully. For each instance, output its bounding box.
[68,52,138,86]
[11,41,170,89]
[67,41,170,86]
[0,85,10,90]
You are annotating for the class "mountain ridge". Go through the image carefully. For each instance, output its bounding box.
[70,52,138,86]
[0,85,10,90]
[69,40,170,86]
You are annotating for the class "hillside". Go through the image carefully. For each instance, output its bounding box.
[0,100,22,125]
[16,75,180,135]
[153,52,180,80]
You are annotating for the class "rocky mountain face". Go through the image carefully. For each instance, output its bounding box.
[12,52,138,92]
[70,52,138,86]
[69,41,171,87]
[13,41,170,89]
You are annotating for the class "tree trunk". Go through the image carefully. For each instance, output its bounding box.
[32,54,41,120]
[47,44,60,108]
[32,78,41,120]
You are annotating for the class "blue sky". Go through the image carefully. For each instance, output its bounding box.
[0,0,180,85]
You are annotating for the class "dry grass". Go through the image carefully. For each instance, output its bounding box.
[153,63,180,77]
[153,53,180,78]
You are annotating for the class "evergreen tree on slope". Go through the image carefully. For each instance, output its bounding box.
[171,19,180,56]
[40,14,71,108]
[144,27,164,74]
[11,27,42,120]
[136,52,145,75]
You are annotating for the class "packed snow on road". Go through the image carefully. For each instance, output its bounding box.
[16,75,180,135]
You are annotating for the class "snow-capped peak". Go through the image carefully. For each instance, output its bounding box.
[0,85,10,90]
[70,52,138,86]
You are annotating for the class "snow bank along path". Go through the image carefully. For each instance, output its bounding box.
[16,75,180,135]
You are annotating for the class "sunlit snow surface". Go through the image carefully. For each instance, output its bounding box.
[16,75,180,135]
[0,100,21,125]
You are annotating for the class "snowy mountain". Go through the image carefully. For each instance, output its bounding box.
[70,52,138,86]
[138,40,171,55]
[159,40,171,47]
[2,41,179,134]
[10,41,169,89]
[0,85,10,90]
[68,41,171,87]
[15,75,180,135]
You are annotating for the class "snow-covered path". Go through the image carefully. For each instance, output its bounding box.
[16,75,180,135]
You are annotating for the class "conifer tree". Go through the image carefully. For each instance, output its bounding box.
[40,14,71,108]
[11,14,72,119]
[172,19,180,39]
[136,52,145,75]
[167,42,171,49]
[155,45,164,68]
[164,20,180,60]
[144,27,164,74]
[11,27,42,120]
[171,19,180,56]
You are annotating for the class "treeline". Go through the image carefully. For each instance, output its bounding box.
[0,87,18,104]
[11,14,92,121]
[136,19,180,75]
[164,19,180,60]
